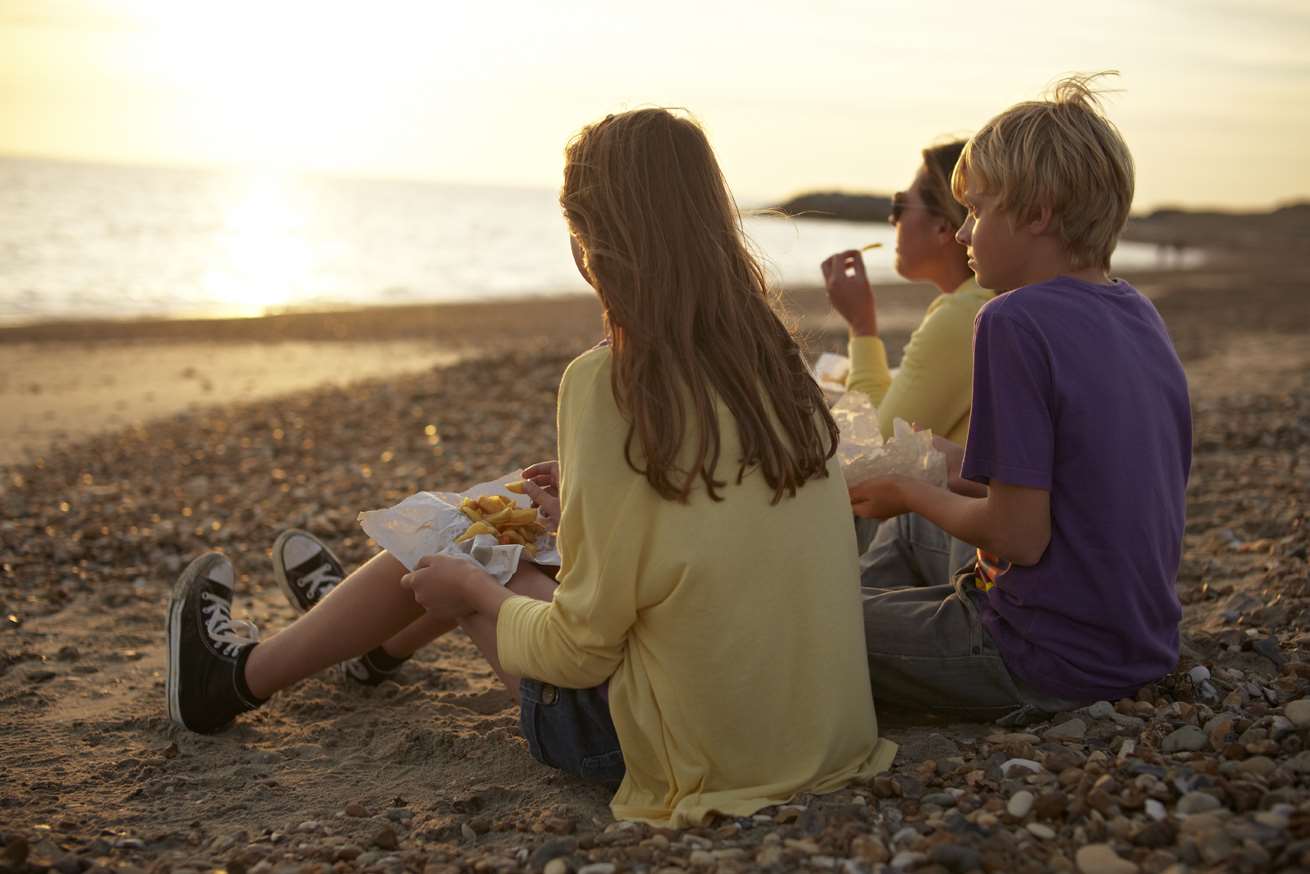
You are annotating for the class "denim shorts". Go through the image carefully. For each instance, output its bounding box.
[519,679,626,788]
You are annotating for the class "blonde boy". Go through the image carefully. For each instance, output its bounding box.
[850,74,1191,716]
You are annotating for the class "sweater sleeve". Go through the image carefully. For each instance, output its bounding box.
[846,295,976,440]
[845,336,893,408]
[495,350,642,689]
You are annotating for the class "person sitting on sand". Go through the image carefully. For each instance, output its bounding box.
[165,107,896,827]
[822,141,990,579]
[820,140,992,448]
[848,74,1191,719]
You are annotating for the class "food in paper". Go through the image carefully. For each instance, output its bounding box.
[357,472,560,585]
[831,391,947,487]
[812,352,851,403]
[455,494,546,557]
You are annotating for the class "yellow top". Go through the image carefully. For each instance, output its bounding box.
[497,346,896,827]
[846,277,995,445]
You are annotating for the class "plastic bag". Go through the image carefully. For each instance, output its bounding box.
[831,391,947,487]
[357,472,561,584]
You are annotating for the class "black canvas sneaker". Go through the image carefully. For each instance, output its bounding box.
[166,553,264,733]
[272,529,345,614]
[272,529,408,685]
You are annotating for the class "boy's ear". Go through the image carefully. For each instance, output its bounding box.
[1024,205,1054,236]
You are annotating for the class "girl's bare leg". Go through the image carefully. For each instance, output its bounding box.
[460,563,559,704]
[376,563,559,659]
[244,551,430,699]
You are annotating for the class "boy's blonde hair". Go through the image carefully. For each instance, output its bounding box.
[952,72,1134,270]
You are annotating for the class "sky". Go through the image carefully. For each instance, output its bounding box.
[2,0,1308,211]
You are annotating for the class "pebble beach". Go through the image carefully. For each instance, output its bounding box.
[2,256,1309,874]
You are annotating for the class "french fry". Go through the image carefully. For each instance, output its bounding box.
[476,495,507,515]
[505,480,528,494]
[454,520,498,544]
[484,506,515,526]
[507,508,539,525]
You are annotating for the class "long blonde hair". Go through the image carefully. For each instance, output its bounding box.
[560,108,838,504]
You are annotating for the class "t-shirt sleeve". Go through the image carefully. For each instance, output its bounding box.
[961,303,1054,490]
[496,350,641,689]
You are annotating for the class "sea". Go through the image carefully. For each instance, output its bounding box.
[0,157,1196,324]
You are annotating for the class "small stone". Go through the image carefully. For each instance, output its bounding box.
[922,792,956,808]
[576,864,615,874]
[461,823,477,843]
[1026,822,1055,840]
[1144,799,1166,821]
[1284,699,1310,728]
[1161,725,1206,753]
[372,826,398,850]
[344,802,369,817]
[1251,636,1286,667]
[1286,751,1310,773]
[543,859,570,874]
[1237,755,1276,777]
[1175,792,1222,815]
[850,835,889,864]
[928,843,982,873]
[1075,843,1138,874]
[1000,757,1042,777]
[1086,701,1116,720]
[1008,791,1034,818]
[1034,791,1068,820]
[890,850,926,870]
[529,838,578,870]
[1043,718,1086,741]
[689,849,714,866]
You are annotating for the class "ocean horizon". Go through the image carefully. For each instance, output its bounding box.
[0,156,1200,325]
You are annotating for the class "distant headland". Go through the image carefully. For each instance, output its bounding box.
[766,193,1310,251]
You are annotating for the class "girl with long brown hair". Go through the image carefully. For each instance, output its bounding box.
[165,108,895,826]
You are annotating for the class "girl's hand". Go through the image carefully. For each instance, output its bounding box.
[400,555,489,621]
[849,475,910,520]
[522,479,561,531]
[821,250,878,337]
[521,460,560,498]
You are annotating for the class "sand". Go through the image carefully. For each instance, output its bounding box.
[1,258,1308,872]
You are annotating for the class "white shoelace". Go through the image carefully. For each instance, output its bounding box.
[200,591,260,657]
[299,562,342,602]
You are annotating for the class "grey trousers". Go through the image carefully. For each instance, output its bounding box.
[857,513,1079,720]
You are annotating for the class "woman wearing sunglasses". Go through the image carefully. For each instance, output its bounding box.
[820,140,990,447]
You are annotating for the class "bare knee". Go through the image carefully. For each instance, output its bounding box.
[506,563,558,602]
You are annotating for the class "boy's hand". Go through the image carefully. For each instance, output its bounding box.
[849,475,911,519]
[401,555,488,621]
[931,435,988,499]
[820,250,878,337]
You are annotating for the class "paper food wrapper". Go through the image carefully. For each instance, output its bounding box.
[812,352,851,405]
[357,472,561,584]
[831,391,947,487]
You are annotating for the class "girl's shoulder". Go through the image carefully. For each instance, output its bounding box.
[563,343,613,384]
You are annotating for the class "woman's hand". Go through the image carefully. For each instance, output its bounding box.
[821,250,878,337]
[400,554,489,621]
[849,475,911,520]
[521,460,561,530]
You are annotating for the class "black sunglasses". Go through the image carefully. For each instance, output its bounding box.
[887,193,939,226]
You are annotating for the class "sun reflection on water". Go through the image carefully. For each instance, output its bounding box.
[203,173,312,318]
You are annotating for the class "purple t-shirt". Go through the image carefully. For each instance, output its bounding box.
[962,276,1191,702]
